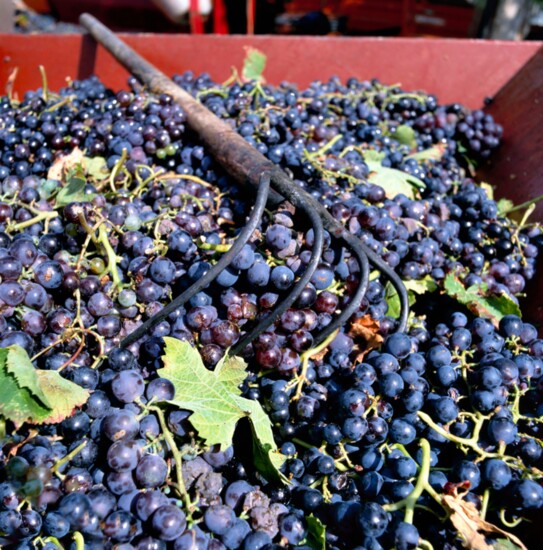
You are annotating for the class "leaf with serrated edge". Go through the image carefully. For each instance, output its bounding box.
[406,143,447,162]
[242,47,267,82]
[443,273,521,327]
[34,370,89,425]
[55,175,94,208]
[0,366,50,428]
[385,282,401,318]
[82,156,108,181]
[365,161,425,200]
[497,198,514,216]
[157,338,285,481]
[385,282,417,319]
[404,276,438,295]
[215,354,247,395]
[306,514,326,550]
[0,346,89,427]
[4,345,51,409]
[442,494,527,550]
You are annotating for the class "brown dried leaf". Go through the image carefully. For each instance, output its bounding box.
[6,67,19,102]
[442,494,527,550]
[47,147,84,181]
[348,315,384,363]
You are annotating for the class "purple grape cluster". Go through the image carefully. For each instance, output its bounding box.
[0,69,541,550]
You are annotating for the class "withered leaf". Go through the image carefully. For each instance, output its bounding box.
[442,494,526,550]
[47,147,84,181]
[348,315,384,363]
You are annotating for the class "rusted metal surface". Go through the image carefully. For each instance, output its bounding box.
[79,13,407,336]
[0,33,540,109]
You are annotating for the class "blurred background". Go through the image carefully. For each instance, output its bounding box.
[2,0,543,40]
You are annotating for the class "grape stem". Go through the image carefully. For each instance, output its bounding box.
[481,488,490,521]
[51,440,88,476]
[150,405,194,519]
[289,329,339,401]
[417,411,503,461]
[97,224,123,291]
[9,210,58,232]
[384,438,432,523]
[72,532,85,550]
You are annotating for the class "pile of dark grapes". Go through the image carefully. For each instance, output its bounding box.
[0,68,541,550]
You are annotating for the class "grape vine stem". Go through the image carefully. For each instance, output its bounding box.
[149,405,193,519]
[384,438,432,523]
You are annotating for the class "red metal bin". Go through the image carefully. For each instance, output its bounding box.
[0,33,542,322]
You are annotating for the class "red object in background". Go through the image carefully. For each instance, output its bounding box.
[213,0,229,34]
[48,0,229,33]
[189,0,205,33]
[283,0,474,36]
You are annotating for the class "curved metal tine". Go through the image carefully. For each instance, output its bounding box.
[120,172,272,349]
[230,199,325,356]
[311,232,370,347]
[362,243,409,333]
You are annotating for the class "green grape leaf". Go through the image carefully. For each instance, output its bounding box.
[55,174,94,208]
[4,345,51,408]
[443,273,521,327]
[0,363,51,428]
[404,275,438,295]
[363,150,386,163]
[406,143,447,162]
[494,539,524,550]
[0,345,89,428]
[306,514,327,550]
[497,198,514,216]
[385,282,416,318]
[34,370,90,425]
[157,338,286,483]
[365,160,425,200]
[82,156,108,182]
[479,181,494,200]
[242,47,267,82]
[393,124,416,148]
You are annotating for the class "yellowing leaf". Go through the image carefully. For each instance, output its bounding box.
[35,370,90,425]
[0,366,51,428]
[443,273,521,327]
[404,275,438,295]
[480,182,494,200]
[214,354,247,395]
[442,494,527,550]
[0,346,89,428]
[157,338,285,482]
[4,345,51,408]
[497,198,514,216]
[242,47,267,82]
[406,143,447,162]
